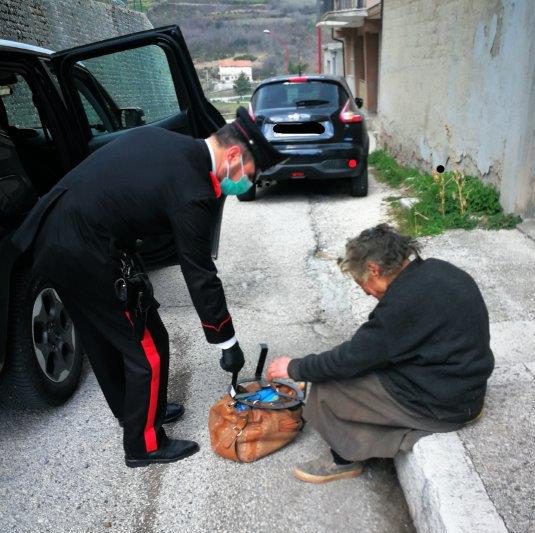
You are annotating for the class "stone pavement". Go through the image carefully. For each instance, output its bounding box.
[1,170,532,532]
[0,176,415,533]
[395,221,535,533]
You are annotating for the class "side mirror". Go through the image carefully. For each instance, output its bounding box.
[355,97,364,109]
[120,107,145,129]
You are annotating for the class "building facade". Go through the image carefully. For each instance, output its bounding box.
[317,0,382,112]
[322,42,344,76]
[317,0,535,217]
[218,60,253,89]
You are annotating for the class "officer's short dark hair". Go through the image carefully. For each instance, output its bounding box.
[214,124,253,164]
[338,224,421,281]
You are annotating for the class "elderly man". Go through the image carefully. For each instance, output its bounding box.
[268,224,494,483]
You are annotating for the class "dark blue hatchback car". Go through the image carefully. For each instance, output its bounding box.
[242,74,369,201]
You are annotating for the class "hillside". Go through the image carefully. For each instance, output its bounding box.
[145,0,318,78]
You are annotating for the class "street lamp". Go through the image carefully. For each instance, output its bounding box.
[263,29,289,75]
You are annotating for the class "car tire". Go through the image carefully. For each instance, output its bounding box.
[1,263,83,408]
[237,183,257,202]
[350,168,368,197]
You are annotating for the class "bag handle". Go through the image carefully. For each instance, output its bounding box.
[230,343,267,396]
[255,343,269,381]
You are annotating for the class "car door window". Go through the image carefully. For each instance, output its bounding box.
[0,71,63,193]
[78,90,107,134]
[75,44,181,135]
[253,81,343,111]
[73,76,117,136]
[1,74,44,130]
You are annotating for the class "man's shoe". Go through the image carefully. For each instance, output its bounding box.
[465,405,484,426]
[118,403,185,428]
[125,439,199,468]
[293,454,364,484]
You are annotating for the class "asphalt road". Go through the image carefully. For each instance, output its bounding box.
[0,175,415,533]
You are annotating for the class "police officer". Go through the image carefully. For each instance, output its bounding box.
[12,108,285,467]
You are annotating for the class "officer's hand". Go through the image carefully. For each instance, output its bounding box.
[220,342,245,373]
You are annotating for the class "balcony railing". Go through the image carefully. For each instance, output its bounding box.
[335,0,366,9]
[317,0,366,20]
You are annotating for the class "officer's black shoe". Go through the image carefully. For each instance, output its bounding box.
[164,403,185,424]
[125,439,199,468]
[118,403,185,427]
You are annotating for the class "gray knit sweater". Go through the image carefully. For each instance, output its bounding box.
[288,258,494,423]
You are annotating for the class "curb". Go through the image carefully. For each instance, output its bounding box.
[394,432,508,533]
[518,218,535,243]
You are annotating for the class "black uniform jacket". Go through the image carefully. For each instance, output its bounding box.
[288,258,495,423]
[12,127,234,344]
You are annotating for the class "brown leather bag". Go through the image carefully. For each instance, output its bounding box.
[209,381,304,463]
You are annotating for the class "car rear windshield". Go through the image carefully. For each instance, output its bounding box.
[252,81,347,111]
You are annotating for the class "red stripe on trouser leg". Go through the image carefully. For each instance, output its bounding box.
[125,312,161,453]
[139,327,161,453]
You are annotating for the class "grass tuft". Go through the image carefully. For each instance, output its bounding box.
[370,150,522,236]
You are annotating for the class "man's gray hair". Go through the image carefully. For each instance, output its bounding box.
[338,224,421,281]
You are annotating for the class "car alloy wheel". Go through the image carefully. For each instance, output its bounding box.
[32,288,77,384]
[2,263,83,408]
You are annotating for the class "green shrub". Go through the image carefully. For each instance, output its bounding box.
[463,177,502,215]
[368,150,420,187]
[370,151,521,235]
[234,54,258,61]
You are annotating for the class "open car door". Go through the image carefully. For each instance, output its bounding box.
[51,25,227,263]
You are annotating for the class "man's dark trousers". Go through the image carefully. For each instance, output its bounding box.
[35,237,170,456]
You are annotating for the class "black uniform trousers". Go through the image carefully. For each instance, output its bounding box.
[35,241,169,456]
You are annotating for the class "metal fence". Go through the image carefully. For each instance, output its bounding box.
[335,0,366,9]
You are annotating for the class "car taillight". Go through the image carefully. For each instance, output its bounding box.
[288,76,308,83]
[348,159,358,168]
[248,102,256,121]
[340,99,363,123]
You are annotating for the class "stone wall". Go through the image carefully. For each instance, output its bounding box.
[378,0,535,217]
[0,0,151,51]
[0,1,182,131]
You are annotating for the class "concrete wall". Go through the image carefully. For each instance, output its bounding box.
[378,0,535,217]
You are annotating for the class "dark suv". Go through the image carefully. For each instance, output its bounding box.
[243,74,369,201]
[0,27,224,408]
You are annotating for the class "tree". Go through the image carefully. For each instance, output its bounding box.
[288,60,309,75]
[234,54,257,62]
[233,72,252,97]
[257,56,281,79]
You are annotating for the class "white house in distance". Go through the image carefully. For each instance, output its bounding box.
[217,59,253,89]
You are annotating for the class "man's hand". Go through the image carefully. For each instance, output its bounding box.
[267,356,291,381]
[220,342,245,373]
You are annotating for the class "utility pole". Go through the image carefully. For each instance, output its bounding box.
[263,29,289,75]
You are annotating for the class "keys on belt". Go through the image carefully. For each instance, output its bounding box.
[113,248,155,341]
